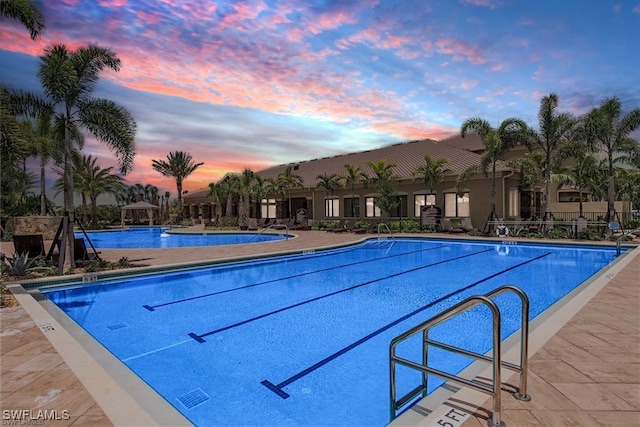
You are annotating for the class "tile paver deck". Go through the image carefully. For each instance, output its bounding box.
[1,228,638,426]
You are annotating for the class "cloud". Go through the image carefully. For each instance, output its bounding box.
[435,38,486,64]
[460,0,498,8]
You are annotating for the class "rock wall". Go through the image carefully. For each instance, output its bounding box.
[11,216,62,240]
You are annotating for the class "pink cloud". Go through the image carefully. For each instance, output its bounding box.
[633,5,640,13]
[97,0,127,7]
[435,38,485,64]
[460,0,497,8]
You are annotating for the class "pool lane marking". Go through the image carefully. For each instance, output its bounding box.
[143,245,447,311]
[187,248,493,343]
[261,251,552,399]
[121,338,194,362]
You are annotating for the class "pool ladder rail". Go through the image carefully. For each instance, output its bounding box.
[389,285,532,427]
[248,223,289,242]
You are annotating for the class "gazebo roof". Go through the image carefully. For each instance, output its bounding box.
[121,201,159,210]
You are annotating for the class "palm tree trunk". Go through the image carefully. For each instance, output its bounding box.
[176,180,183,220]
[40,163,47,215]
[63,129,75,269]
[91,197,98,229]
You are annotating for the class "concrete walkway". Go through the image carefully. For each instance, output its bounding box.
[1,229,638,426]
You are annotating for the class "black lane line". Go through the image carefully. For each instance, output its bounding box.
[143,245,446,311]
[261,251,552,399]
[187,248,493,343]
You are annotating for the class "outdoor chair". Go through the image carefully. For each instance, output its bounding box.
[326,219,346,232]
[271,218,293,230]
[353,221,378,234]
[460,217,476,232]
[74,238,100,263]
[12,234,46,257]
[246,218,258,231]
[332,220,354,233]
[439,218,464,234]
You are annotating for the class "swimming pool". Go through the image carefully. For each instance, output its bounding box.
[42,238,622,426]
[77,227,289,248]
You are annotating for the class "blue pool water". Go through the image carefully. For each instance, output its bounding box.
[43,238,621,426]
[77,227,289,248]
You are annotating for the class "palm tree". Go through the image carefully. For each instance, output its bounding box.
[36,43,136,269]
[342,164,368,218]
[316,172,341,198]
[412,154,449,196]
[237,168,256,226]
[316,172,341,218]
[524,93,576,219]
[33,114,56,215]
[276,166,304,219]
[366,159,397,219]
[74,155,124,229]
[582,96,640,221]
[251,175,272,219]
[461,117,529,220]
[552,144,601,217]
[208,182,224,223]
[0,0,45,39]
[151,151,203,221]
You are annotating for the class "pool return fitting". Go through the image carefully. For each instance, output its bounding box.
[389,285,531,427]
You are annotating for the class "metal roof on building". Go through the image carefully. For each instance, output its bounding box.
[255,133,506,188]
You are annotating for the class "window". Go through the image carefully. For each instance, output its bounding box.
[261,198,277,218]
[414,194,436,217]
[444,192,469,217]
[344,197,360,217]
[365,197,381,217]
[509,187,520,217]
[389,195,408,217]
[325,198,339,217]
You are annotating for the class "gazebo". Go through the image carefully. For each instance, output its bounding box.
[120,201,160,226]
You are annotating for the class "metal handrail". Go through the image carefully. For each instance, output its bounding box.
[389,285,531,426]
[249,223,289,242]
[377,222,396,239]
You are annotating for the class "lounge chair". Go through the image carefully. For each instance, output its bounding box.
[291,219,310,230]
[246,218,258,231]
[271,218,293,230]
[326,219,346,232]
[439,218,464,233]
[332,220,354,233]
[460,218,476,232]
[74,238,100,262]
[353,221,378,234]
[13,234,46,257]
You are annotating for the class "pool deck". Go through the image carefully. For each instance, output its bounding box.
[1,228,638,426]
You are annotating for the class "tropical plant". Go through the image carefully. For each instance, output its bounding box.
[412,154,449,195]
[75,155,125,229]
[29,43,136,269]
[342,164,368,218]
[151,151,203,220]
[208,182,225,223]
[0,0,45,39]
[524,93,576,219]
[460,117,529,219]
[276,166,304,219]
[4,252,45,276]
[316,173,341,198]
[366,159,397,219]
[237,168,256,226]
[582,96,640,220]
[552,141,602,217]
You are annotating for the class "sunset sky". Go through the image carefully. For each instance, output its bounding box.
[1,0,639,197]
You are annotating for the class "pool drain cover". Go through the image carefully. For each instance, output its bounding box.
[178,388,210,409]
